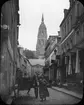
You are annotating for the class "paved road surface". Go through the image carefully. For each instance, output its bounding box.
[12,88,81,105]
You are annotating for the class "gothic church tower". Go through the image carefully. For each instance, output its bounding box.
[36,14,47,59]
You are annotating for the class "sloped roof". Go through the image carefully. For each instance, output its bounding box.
[29,59,45,66]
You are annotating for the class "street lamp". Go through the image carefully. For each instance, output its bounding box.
[54,49,57,55]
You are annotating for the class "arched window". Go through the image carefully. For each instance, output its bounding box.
[67,42,70,51]
[67,19,69,33]
[70,38,73,49]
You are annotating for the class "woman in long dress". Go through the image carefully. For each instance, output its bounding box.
[38,75,49,101]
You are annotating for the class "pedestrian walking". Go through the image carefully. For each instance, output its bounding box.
[38,74,49,101]
[32,74,38,98]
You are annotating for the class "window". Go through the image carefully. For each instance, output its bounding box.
[42,30,44,35]
[65,24,66,35]
[77,3,79,17]
[41,39,44,45]
[64,44,66,52]
[70,15,72,27]
[75,3,80,17]
[67,43,70,50]
[69,15,72,30]
[1,13,3,25]
[77,30,79,36]
[62,47,64,53]
[62,27,64,36]
[83,24,84,34]
[70,38,73,48]
[63,27,65,38]
[61,27,64,39]
[70,39,73,44]
[67,19,69,33]
[24,59,26,63]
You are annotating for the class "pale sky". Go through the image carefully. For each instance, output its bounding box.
[19,0,69,51]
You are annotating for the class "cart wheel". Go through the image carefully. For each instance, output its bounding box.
[40,97,43,102]
[16,88,19,97]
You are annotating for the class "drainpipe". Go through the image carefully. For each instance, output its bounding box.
[75,50,80,73]
[49,67,50,80]
[68,54,72,75]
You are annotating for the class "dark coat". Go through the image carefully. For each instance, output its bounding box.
[27,78,33,89]
[32,75,38,87]
[39,78,49,98]
[32,75,38,98]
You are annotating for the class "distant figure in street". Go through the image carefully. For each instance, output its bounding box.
[38,74,49,101]
[32,74,38,98]
[27,77,33,95]
[16,68,23,95]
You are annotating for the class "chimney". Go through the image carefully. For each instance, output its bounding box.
[57,31,61,43]
[64,9,68,17]
[69,0,74,7]
[58,31,60,36]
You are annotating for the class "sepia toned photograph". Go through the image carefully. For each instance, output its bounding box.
[0,0,84,105]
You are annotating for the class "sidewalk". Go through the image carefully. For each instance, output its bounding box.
[6,92,14,105]
[6,90,16,105]
[6,97,13,105]
[51,86,83,99]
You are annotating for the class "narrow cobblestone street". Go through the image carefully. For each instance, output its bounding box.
[12,88,81,105]
[1,1,84,105]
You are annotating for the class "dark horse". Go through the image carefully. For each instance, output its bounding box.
[27,77,34,94]
[27,76,38,98]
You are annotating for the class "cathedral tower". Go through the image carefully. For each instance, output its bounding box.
[36,14,47,59]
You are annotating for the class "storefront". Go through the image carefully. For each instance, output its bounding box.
[43,66,49,81]
[57,54,66,84]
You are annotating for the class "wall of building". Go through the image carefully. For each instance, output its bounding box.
[16,47,32,78]
[59,0,84,84]
[44,35,61,81]
[0,0,20,101]
[31,65,43,76]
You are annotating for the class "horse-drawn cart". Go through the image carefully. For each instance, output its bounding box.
[15,69,32,97]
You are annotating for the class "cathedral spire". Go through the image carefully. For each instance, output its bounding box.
[42,13,44,23]
[36,13,47,58]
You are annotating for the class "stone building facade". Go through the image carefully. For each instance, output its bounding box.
[44,35,61,81]
[31,64,43,77]
[0,0,20,102]
[29,59,45,76]
[59,0,84,84]
[17,47,32,78]
[36,14,47,59]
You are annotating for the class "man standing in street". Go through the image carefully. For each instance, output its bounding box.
[33,74,38,98]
